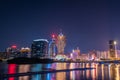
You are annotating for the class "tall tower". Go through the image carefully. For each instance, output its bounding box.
[31,39,48,57]
[56,32,66,54]
[109,40,116,59]
[48,34,57,57]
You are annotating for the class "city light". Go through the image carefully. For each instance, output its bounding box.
[52,34,55,38]
[11,45,17,49]
[114,41,117,45]
[1,1,120,80]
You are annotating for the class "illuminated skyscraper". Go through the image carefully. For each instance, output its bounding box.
[56,32,66,54]
[72,47,80,59]
[6,45,18,53]
[31,39,48,57]
[48,34,57,57]
[109,40,116,59]
[6,45,19,58]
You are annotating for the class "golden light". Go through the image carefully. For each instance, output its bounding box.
[114,41,117,45]
[59,36,63,39]
[20,47,31,53]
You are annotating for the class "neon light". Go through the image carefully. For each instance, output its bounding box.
[33,39,49,42]
[52,34,55,38]
[47,73,51,80]
[8,64,16,80]
[11,45,17,49]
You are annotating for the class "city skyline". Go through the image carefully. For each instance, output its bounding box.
[1,0,120,52]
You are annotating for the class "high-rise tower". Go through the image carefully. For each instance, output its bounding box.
[31,39,48,57]
[48,34,57,57]
[56,32,66,54]
[109,40,117,59]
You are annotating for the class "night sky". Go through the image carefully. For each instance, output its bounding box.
[0,0,120,53]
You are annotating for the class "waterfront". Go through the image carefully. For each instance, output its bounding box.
[0,62,120,80]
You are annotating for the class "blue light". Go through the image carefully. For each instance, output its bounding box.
[47,73,51,80]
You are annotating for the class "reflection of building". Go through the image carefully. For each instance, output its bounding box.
[109,40,116,59]
[56,32,66,54]
[56,63,66,80]
[8,64,17,80]
[48,35,57,57]
[18,64,31,80]
[31,39,48,57]
[109,64,119,80]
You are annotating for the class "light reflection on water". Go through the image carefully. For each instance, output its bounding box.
[18,64,30,80]
[1,63,120,80]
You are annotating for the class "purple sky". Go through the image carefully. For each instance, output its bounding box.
[0,0,120,53]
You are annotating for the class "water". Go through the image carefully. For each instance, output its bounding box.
[0,62,120,80]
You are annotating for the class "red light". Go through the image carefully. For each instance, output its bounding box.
[52,34,55,38]
[11,45,17,49]
[8,64,16,80]
[51,33,57,39]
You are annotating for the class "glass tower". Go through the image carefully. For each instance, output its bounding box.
[48,35,57,57]
[31,39,48,57]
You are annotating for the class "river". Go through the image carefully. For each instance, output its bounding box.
[0,62,120,80]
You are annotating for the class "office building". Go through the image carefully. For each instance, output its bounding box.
[48,34,57,57]
[31,39,48,57]
[109,40,117,59]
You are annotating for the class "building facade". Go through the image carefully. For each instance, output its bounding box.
[71,47,80,60]
[96,51,109,60]
[56,32,66,54]
[109,40,116,59]
[31,39,48,57]
[48,35,57,57]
